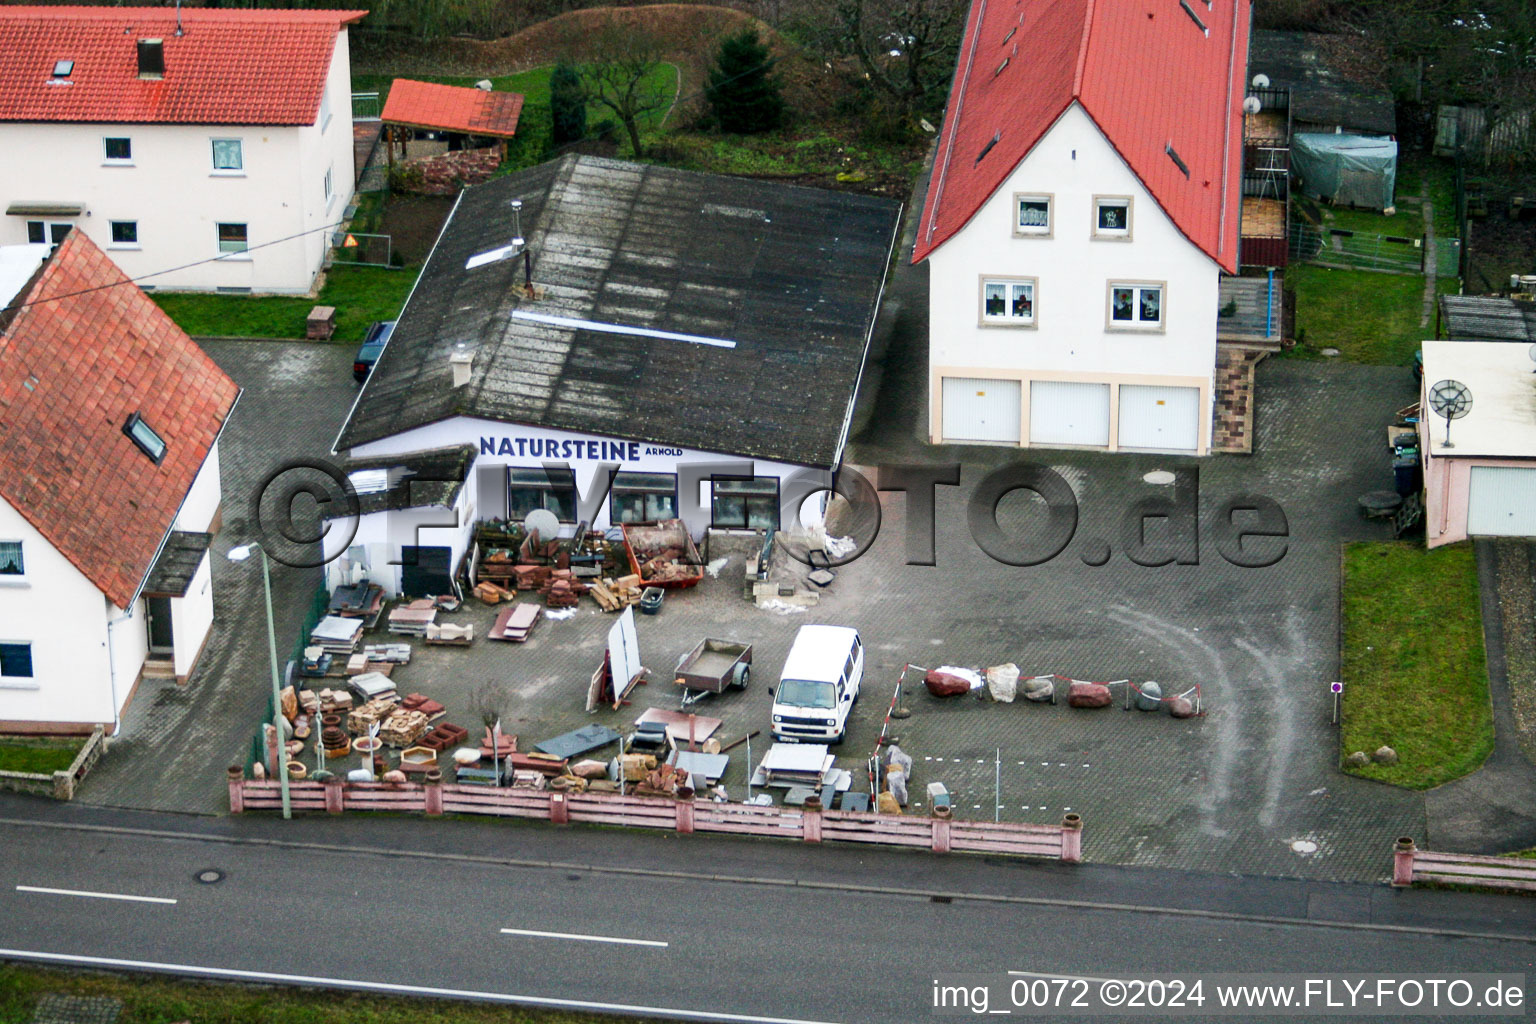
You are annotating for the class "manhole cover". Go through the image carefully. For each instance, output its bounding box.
[195,869,225,884]
[1142,470,1176,486]
[1290,840,1319,855]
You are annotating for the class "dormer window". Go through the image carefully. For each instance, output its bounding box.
[137,39,164,80]
[51,60,73,78]
[123,411,167,464]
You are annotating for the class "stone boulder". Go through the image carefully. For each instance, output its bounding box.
[570,759,608,779]
[1166,696,1197,719]
[1344,750,1370,768]
[925,670,972,698]
[985,663,1020,702]
[1135,680,1163,712]
[1372,745,1399,765]
[1067,681,1112,708]
[1022,676,1055,703]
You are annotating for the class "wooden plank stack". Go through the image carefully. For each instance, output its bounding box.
[589,574,643,612]
[474,580,514,605]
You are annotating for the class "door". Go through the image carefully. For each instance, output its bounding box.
[399,545,453,597]
[26,221,72,250]
[1468,467,1536,537]
[147,596,174,654]
[1117,385,1201,451]
[1029,381,1111,447]
[941,377,1021,443]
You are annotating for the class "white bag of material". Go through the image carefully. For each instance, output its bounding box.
[886,769,909,807]
[883,743,913,781]
[936,665,985,690]
[985,663,1020,702]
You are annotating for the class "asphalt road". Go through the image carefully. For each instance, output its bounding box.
[0,796,1532,1024]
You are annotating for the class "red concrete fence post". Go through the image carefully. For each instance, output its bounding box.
[1061,813,1083,863]
[324,778,344,815]
[1392,836,1417,886]
[931,816,952,853]
[803,798,823,843]
[675,796,695,834]
[227,766,245,813]
[424,770,444,816]
[550,791,570,825]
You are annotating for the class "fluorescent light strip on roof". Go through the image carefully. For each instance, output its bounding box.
[510,310,737,349]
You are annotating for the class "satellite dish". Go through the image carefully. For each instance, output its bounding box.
[1243,96,1262,115]
[1251,73,1270,89]
[524,508,559,540]
[1527,342,1536,372]
[1427,379,1472,448]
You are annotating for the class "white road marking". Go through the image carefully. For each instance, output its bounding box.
[15,886,176,905]
[500,927,667,948]
[0,949,833,1023]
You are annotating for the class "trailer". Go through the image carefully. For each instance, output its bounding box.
[673,638,752,707]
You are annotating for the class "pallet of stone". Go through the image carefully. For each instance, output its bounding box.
[379,708,431,748]
[489,601,542,641]
[317,688,354,713]
[347,697,397,733]
[349,672,397,702]
[345,652,370,675]
[309,616,364,656]
[510,564,552,591]
[506,751,568,776]
[510,770,547,790]
[424,622,474,645]
[399,693,446,721]
[362,643,412,665]
[387,604,437,636]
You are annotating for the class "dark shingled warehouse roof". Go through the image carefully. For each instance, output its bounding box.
[339,444,476,517]
[335,154,902,469]
[1249,31,1396,136]
[1440,295,1536,343]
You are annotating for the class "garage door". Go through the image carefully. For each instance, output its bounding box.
[1029,381,1110,447]
[942,377,1021,443]
[1117,384,1200,451]
[1468,466,1536,537]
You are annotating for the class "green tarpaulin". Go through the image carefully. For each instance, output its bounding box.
[1291,133,1398,211]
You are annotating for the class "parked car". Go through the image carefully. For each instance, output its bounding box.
[353,320,396,383]
[769,624,863,744]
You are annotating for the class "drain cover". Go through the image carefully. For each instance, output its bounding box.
[1142,470,1176,486]
[1290,840,1319,855]
[195,869,225,884]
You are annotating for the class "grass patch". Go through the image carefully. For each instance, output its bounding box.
[1340,541,1493,789]
[1285,264,1431,364]
[0,965,665,1024]
[1401,152,1459,238]
[152,265,419,343]
[0,739,81,775]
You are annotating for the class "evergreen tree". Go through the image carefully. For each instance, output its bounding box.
[705,29,785,134]
[549,61,586,147]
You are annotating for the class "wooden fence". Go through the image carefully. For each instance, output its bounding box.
[229,768,1081,861]
[1392,838,1536,893]
[0,727,107,801]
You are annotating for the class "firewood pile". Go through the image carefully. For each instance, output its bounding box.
[474,580,514,605]
[588,574,643,612]
[634,760,689,797]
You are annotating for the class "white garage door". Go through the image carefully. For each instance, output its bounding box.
[1030,381,1110,447]
[1117,384,1200,451]
[1468,466,1536,537]
[942,377,1021,443]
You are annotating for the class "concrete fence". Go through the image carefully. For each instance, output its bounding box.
[0,727,107,800]
[229,768,1082,861]
[1392,837,1536,893]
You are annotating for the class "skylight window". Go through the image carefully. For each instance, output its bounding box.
[1179,0,1209,35]
[976,131,1001,164]
[51,60,73,78]
[123,412,167,464]
[1165,142,1190,178]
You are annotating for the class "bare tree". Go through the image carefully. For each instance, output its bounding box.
[571,19,673,158]
[790,0,968,116]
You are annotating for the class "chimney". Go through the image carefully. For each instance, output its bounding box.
[137,39,164,79]
[450,344,473,388]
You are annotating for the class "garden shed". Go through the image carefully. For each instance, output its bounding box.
[1291,134,1398,212]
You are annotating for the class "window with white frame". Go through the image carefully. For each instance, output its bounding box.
[1013,193,1052,237]
[109,221,139,247]
[324,165,333,203]
[217,222,248,255]
[609,472,678,524]
[980,276,1036,325]
[0,642,33,683]
[103,137,133,163]
[0,541,22,577]
[211,138,243,172]
[1108,282,1164,329]
[1093,196,1132,238]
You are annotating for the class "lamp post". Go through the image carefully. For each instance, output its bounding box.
[228,542,290,819]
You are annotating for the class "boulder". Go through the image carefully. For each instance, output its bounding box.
[883,743,914,781]
[1022,676,1055,703]
[876,790,902,815]
[1135,680,1163,712]
[1067,681,1112,708]
[1166,696,1196,719]
[570,759,608,779]
[986,663,1020,702]
[887,769,908,806]
[382,769,408,784]
[925,670,972,698]
[1372,745,1399,765]
[1344,750,1371,768]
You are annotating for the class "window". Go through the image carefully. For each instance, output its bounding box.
[711,477,779,530]
[1108,282,1165,330]
[123,411,167,464]
[27,221,71,248]
[508,467,576,522]
[109,221,138,247]
[1013,193,1052,237]
[980,276,1037,326]
[609,472,678,524]
[1093,196,1132,239]
[0,642,33,681]
[51,59,73,78]
[217,222,248,255]
[0,542,22,577]
[104,137,132,162]
[323,165,333,203]
[211,138,243,172]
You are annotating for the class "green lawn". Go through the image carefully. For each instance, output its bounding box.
[1285,264,1444,365]
[1340,541,1493,789]
[0,966,663,1024]
[152,265,419,342]
[0,739,81,775]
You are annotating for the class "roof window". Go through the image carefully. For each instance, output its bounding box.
[976,131,1001,165]
[123,412,167,464]
[1165,142,1190,178]
[137,39,164,80]
[1179,0,1209,35]
[51,60,73,78]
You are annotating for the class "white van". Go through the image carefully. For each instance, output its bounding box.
[770,625,864,744]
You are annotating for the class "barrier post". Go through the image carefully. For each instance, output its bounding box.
[675,796,695,834]
[1393,836,1417,886]
[1061,813,1083,863]
[550,791,570,825]
[424,769,444,816]
[227,765,244,813]
[931,816,952,853]
[803,797,823,842]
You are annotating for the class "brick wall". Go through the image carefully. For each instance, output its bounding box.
[1213,345,1268,454]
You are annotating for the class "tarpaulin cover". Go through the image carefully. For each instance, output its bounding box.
[1291,133,1398,211]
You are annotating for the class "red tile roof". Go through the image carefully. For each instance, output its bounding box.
[381,79,524,139]
[913,0,1250,273]
[0,231,240,609]
[0,6,366,126]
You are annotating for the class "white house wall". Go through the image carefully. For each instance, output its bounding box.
[169,551,214,680]
[926,102,1219,453]
[173,439,222,534]
[294,29,358,277]
[0,496,121,732]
